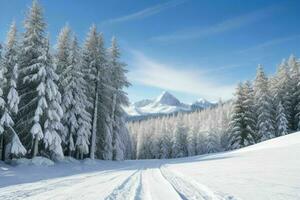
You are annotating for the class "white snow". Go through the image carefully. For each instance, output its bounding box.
[1,132,300,200]
[10,156,55,167]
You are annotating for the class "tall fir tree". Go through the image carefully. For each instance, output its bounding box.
[17,0,47,157]
[17,1,64,158]
[109,37,130,160]
[95,33,113,160]
[0,21,26,160]
[242,81,257,141]
[276,101,288,136]
[63,36,92,159]
[271,60,293,131]
[82,25,108,159]
[254,65,275,141]
[55,25,73,154]
[172,120,189,158]
[229,83,255,149]
[289,55,300,130]
[42,38,64,160]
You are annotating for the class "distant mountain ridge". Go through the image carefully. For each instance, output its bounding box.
[123,91,216,119]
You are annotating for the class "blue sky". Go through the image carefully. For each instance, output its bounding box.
[1,0,300,103]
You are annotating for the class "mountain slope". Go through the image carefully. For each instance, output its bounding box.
[1,132,299,199]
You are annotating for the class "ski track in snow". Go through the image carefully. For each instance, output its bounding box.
[159,165,237,200]
[105,170,143,200]
[0,168,138,200]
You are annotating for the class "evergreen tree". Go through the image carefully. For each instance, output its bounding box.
[289,55,300,130]
[276,101,288,136]
[17,1,64,158]
[82,25,107,159]
[56,26,91,158]
[96,34,113,160]
[17,0,47,157]
[254,65,275,141]
[229,83,255,149]
[42,38,64,160]
[70,37,92,159]
[109,37,130,160]
[0,21,26,160]
[271,60,293,131]
[172,121,188,158]
[55,25,72,152]
[242,81,257,141]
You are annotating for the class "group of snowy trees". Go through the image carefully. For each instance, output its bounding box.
[128,55,300,159]
[229,56,300,148]
[0,1,131,161]
[128,102,232,159]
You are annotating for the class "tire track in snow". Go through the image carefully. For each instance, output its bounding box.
[159,165,238,200]
[105,170,143,200]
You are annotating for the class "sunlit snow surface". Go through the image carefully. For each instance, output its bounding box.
[1,132,300,200]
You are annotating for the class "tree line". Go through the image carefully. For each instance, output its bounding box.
[128,55,300,159]
[0,1,131,161]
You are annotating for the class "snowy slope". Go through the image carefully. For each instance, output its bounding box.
[123,91,214,117]
[1,132,300,200]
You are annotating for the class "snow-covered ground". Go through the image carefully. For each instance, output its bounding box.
[1,132,300,200]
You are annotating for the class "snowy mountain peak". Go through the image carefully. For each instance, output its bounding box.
[154,91,181,106]
[195,98,209,103]
[123,91,215,118]
[191,98,214,110]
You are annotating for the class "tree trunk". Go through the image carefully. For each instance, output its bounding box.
[111,93,117,160]
[76,150,79,159]
[68,133,72,157]
[90,71,99,159]
[1,135,5,161]
[32,136,39,158]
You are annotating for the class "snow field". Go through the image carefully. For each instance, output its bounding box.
[1,132,300,200]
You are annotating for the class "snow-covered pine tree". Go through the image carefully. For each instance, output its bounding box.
[289,55,300,130]
[160,130,173,158]
[17,0,46,157]
[42,38,64,160]
[70,37,92,159]
[92,33,114,160]
[172,120,189,158]
[229,83,255,149]
[108,37,130,160]
[206,130,221,153]
[254,65,275,141]
[55,25,75,156]
[276,101,288,136]
[17,1,64,158]
[271,60,293,131]
[187,128,196,156]
[82,25,107,159]
[0,21,26,160]
[242,81,257,142]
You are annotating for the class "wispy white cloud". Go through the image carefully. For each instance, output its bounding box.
[238,34,300,54]
[152,5,281,42]
[127,50,236,101]
[102,0,186,25]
